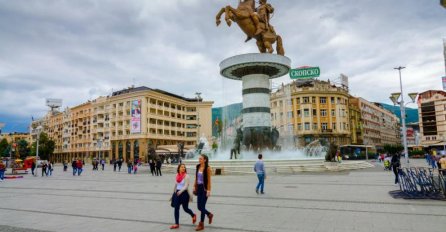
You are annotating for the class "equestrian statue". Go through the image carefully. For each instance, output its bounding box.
[216,0,285,55]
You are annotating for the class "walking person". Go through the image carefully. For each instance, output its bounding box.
[156,159,162,176]
[47,161,53,176]
[118,158,123,172]
[149,160,156,176]
[72,159,77,176]
[391,154,401,184]
[41,162,47,177]
[193,154,213,231]
[113,159,117,172]
[439,155,446,175]
[31,161,36,176]
[77,159,83,176]
[127,160,133,174]
[0,160,6,182]
[169,164,196,229]
[254,154,266,194]
[133,160,138,174]
[101,159,105,171]
[63,160,68,172]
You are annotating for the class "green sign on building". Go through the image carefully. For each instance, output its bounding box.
[289,67,320,79]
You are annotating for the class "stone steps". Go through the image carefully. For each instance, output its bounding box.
[163,159,374,175]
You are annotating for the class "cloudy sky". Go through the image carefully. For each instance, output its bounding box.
[0,0,445,132]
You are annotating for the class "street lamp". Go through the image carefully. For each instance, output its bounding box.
[389,66,418,164]
[35,125,43,176]
[97,138,103,160]
[195,92,202,145]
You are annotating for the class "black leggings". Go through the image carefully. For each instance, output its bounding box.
[174,190,194,224]
[197,184,211,222]
[392,166,399,184]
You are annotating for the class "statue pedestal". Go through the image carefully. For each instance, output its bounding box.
[220,53,291,150]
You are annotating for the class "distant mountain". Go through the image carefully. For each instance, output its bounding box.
[380,103,418,124]
[0,114,30,133]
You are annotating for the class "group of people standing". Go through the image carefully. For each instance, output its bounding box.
[149,159,163,176]
[71,159,84,176]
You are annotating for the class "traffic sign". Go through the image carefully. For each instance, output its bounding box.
[289,67,320,79]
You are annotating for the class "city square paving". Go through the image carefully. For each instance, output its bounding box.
[0,159,445,232]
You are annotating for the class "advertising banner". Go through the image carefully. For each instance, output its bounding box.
[442,76,446,91]
[131,99,141,134]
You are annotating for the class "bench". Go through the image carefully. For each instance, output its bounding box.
[12,167,28,175]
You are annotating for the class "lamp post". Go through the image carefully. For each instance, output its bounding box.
[35,125,43,176]
[389,66,418,164]
[97,138,103,160]
[195,92,202,146]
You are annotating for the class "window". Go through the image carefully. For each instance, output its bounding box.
[313,123,318,130]
[296,98,300,104]
[303,97,309,103]
[298,123,302,130]
[304,109,309,117]
[304,122,310,130]
[312,97,316,103]
[332,123,336,130]
[320,97,327,104]
[322,123,328,130]
[297,110,301,117]
[312,109,317,116]
[287,112,293,118]
[320,109,327,117]
[331,109,335,116]
[331,97,335,104]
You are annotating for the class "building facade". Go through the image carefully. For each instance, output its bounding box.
[417,90,446,148]
[271,80,350,147]
[349,97,400,148]
[31,86,213,163]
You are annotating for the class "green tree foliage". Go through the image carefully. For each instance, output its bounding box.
[0,138,8,157]
[325,143,338,161]
[383,144,403,155]
[30,133,55,160]
[17,139,30,159]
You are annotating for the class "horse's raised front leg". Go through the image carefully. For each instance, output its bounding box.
[224,6,233,26]
[216,8,225,26]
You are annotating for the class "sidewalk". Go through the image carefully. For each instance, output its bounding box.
[0,160,445,232]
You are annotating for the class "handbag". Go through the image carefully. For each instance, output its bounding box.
[170,192,178,208]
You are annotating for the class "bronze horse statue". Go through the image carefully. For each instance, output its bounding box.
[216,0,285,55]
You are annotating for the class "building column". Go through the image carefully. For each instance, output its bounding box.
[122,140,127,162]
[130,139,135,161]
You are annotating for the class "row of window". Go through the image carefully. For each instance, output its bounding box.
[272,96,347,107]
[296,122,349,131]
[272,108,347,119]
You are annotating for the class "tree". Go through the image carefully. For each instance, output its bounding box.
[383,144,403,156]
[17,139,30,159]
[30,132,55,160]
[0,138,8,157]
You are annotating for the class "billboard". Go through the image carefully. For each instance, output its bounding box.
[442,76,446,91]
[46,98,62,108]
[131,99,141,134]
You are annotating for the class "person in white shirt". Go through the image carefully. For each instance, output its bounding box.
[169,164,196,229]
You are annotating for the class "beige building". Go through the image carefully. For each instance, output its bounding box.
[349,97,400,148]
[0,132,31,144]
[31,86,213,163]
[271,80,350,147]
[417,90,446,148]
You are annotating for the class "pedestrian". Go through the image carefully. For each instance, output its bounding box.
[193,154,213,231]
[156,159,162,176]
[169,163,196,229]
[254,153,266,194]
[118,158,122,172]
[77,159,83,176]
[127,160,133,174]
[113,159,117,172]
[47,161,53,176]
[149,160,155,176]
[63,160,68,172]
[0,160,6,182]
[72,159,77,176]
[42,162,47,177]
[101,159,105,171]
[439,155,446,175]
[391,154,401,184]
[31,161,36,176]
[133,162,138,174]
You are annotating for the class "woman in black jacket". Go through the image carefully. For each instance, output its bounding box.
[391,154,401,184]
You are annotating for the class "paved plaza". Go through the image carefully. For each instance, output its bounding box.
[0,159,445,232]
